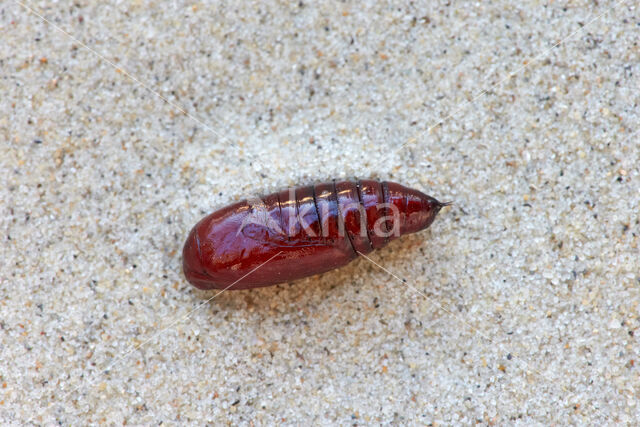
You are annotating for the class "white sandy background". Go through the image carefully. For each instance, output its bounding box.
[2,0,639,424]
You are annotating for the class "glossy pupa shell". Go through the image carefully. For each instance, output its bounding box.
[183,180,448,290]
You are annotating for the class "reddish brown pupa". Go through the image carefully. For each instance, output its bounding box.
[183,179,449,290]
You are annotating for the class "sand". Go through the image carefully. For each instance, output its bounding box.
[2,0,639,424]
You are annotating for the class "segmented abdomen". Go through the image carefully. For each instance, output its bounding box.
[272,180,387,254]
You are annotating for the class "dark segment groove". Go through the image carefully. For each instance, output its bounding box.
[355,179,374,252]
[311,184,324,240]
[332,179,357,257]
[381,180,390,244]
